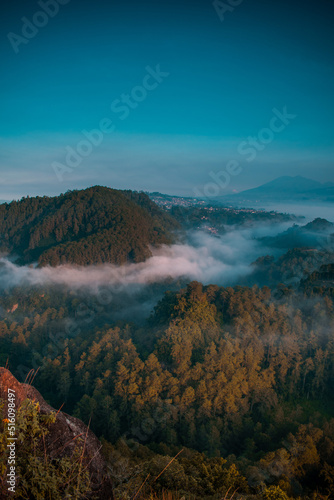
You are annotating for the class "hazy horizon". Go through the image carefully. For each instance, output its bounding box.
[0,173,333,199]
[1,0,333,200]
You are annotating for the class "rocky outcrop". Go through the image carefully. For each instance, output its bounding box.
[0,368,114,499]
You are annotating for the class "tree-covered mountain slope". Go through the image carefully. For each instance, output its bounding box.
[260,217,334,249]
[0,186,180,266]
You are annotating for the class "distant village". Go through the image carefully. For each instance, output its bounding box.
[149,192,278,235]
[149,191,268,214]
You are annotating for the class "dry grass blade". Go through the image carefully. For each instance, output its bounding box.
[132,473,150,500]
[221,489,241,500]
[55,402,65,416]
[30,366,40,386]
[24,368,34,385]
[153,449,184,483]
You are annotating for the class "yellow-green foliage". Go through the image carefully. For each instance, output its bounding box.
[106,439,249,500]
[0,398,91,499]
[262,486,290,500]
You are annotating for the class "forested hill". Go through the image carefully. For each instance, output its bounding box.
[0,186,179,266]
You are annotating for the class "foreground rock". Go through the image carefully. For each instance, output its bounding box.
[0,367,114,499]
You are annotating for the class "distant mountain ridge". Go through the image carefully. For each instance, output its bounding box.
[260,217,334,249]
[0,186,179,267]
[220,175,334,204]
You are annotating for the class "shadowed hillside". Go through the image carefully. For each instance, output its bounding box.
[0,187,179,267]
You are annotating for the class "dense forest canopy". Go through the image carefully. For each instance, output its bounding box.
[0,187,334,498]
[0,186,305,268]
[0,186,179,266]
[1,274,334,498]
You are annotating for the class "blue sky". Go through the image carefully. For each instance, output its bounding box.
[0,0,333,199]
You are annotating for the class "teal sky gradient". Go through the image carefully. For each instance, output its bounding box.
[0,0,333,199]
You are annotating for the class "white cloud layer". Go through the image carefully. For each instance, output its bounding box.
[0,229,280,291]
